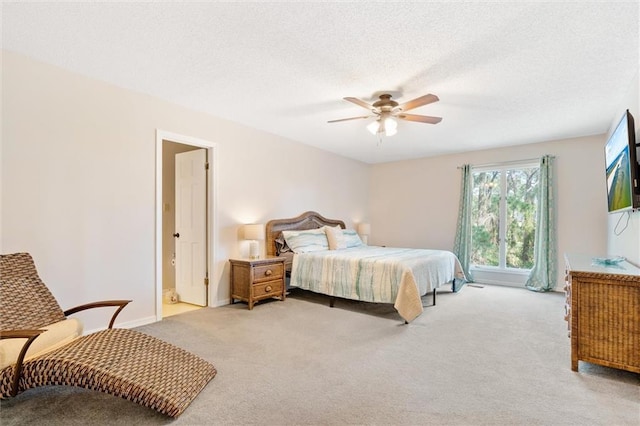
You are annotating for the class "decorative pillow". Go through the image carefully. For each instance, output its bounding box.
[324,225,346,250]
[274,235,292,256]
[282,228,329,253]
[343,229,364,248]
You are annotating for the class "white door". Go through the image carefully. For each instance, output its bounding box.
[175,149,207,306]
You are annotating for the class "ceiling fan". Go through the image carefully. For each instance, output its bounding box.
[328,93,442,137]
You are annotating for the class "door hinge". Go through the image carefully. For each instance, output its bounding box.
[204,277,209,286]
[205,162,210,170]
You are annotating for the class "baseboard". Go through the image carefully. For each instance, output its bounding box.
[214,298,231,307]
[473,278,524,287]
[83,315,157,336]
[472,280,559,292]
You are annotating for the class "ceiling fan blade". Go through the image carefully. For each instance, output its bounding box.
[397,113,442,124]
[399,94,439,112]
[344,97,374,110]
[327,115,371,123]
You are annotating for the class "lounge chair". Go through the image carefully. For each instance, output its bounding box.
[0,252,216,417]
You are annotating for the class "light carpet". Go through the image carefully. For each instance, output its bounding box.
[1,284,638,425]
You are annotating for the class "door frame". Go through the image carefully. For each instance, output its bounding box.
[155,130,218,322]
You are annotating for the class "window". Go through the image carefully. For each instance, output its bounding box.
[471,162,539,273]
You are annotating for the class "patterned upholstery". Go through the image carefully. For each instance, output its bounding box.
[0,253,216,417]
[0,252,39,279]
[0,253,66,330]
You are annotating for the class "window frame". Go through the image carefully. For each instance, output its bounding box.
[469,160,539,285]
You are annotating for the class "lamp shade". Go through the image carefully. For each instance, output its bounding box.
[384,118,398,136]
[358,223,371,236]
[244,223,265,241]
[367,116,397,137]
[367,120,380,135]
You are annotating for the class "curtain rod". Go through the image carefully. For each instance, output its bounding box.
[457,155,555,169]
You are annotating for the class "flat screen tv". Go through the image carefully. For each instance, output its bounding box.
[605,109,639,213]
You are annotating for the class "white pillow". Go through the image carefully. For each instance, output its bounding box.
[343,229,364,248]
[282,228,329,253]
[324,225,346,250]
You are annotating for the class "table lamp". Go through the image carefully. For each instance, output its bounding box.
[244,223,265,259]
[358,223,370,245]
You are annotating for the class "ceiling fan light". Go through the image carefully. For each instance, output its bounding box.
[367,120,380,135]
[366,117,397,137]
[385,117,397,133]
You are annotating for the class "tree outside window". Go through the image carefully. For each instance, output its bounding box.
[471,165,539,270]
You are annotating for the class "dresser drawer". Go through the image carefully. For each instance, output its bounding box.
[254,263,284,282]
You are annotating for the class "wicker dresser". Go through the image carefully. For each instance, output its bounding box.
[564,253,640,373]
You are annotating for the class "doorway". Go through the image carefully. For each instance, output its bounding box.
[155,130,218,321]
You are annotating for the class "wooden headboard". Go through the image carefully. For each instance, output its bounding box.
[265,211,346,259]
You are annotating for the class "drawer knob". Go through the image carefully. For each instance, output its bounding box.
[265,285,273,292]
[265,269,273,276]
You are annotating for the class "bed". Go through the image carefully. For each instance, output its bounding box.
[266,211,466,323]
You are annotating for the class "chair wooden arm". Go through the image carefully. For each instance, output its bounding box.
[0,329,45,397]
[63,300,132,329]
[0,330,45,340]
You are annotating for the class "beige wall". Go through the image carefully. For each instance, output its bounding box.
[3,49,635,332]
[369,135,609,290]
[1,51,369,330]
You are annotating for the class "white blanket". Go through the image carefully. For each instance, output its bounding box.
[290,246,465,322]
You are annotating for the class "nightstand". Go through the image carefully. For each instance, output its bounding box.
[229,256,286,310]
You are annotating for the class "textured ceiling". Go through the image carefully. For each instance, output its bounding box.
[2,2,638,164]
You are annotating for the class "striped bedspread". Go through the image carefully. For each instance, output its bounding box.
[290,246,465,322]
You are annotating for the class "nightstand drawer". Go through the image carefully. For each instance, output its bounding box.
[254,263,284,282]
[253,279,283,298]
